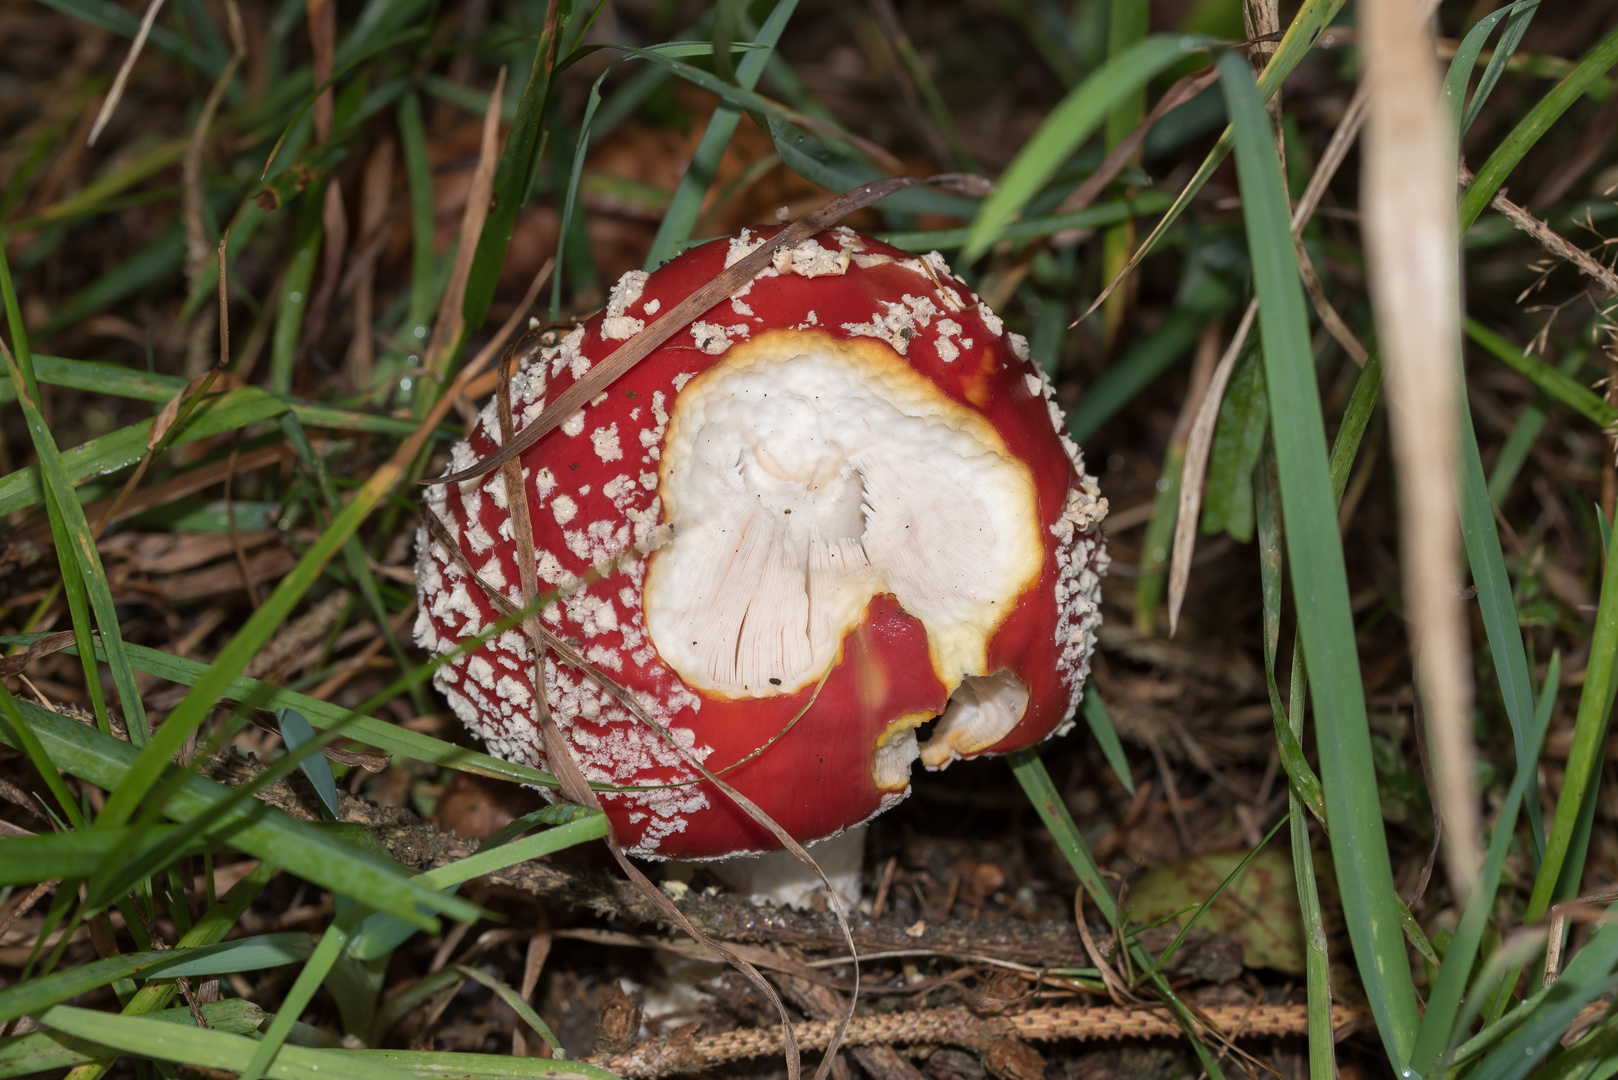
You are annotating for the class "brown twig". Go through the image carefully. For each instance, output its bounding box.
[1460,165,1618,297]
[590,1003,1365,1078]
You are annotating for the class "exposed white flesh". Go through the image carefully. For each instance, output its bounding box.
[644,332,1045,699]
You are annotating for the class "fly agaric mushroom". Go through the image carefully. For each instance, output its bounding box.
[414,225,1107,860]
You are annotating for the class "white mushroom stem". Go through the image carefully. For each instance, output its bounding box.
[709,825,868,912]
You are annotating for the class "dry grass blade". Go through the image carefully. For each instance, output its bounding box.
[1363,0,1478,902]
[1167,301,1257,638]
[86,0,166,147]
[426,174,991,488]
[1165,79,1370,635]
[423,65,508,377]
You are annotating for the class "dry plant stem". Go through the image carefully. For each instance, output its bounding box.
[1458,165,1618,296]
[181,0,246,375]
[428,173,992,488]
[591,1003,1367,1078]
[422,66,506,381]
[300,180,348,363]
[344,140,395,387]
[0,881,56,941]
[306,0,337,143]
[1073,888,1137,1005]
[1362,0,1478,901]
[86,0,165,146]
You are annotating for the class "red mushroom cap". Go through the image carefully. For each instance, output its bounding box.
[414,226,1108,859]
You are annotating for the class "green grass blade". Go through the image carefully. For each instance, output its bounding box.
[765,115,981,218]
[1464,318,1616,428]
[59,861,278,1080]
[1008,750,1228,1078]
[0,382,429,519]
[345,813,608,961]
[269,193,325,395]
[396,91,436,370]
[1524,510,1618,919]
[1081,686,1134,794]
[1258,439,1339,1080]
[67,640,557,788]
[961,34,1210,263]
[1461,1,1542,136]
[1070,0,1349,296]
[0,699,473,928]
[1469,914,1618,1080]
[451,966,564,1056]
[240,909,364,1080]
[1201,343,1267,543]
[39,225,187,337]
[459,12,560,344]
[330,1051,619,1080]
[0,825,218,882]
[0,1000,266,1078]
[1410,651,1557,1073]
[1460,22,1618,233]
[278,708,341,820]
[1458,392,1545,865]
[2,265,150,745]
[1488,349,1589,502]
[36,1004,417,1080]
[0,936,313,1024]
[1443,5,1513,132]
[1218,50,1419,1065]
[0,684,87,831]
[643,0,799,269]
[1133,443,1184,634]
[93,437,436,833]
[34,0,228,73]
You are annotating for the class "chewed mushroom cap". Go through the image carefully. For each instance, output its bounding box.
[414,225,1108,859]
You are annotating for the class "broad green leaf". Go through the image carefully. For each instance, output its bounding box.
[1201,343,1267,543]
